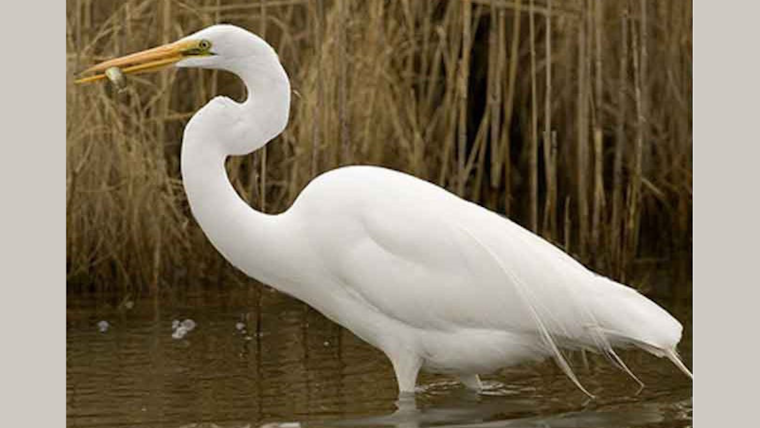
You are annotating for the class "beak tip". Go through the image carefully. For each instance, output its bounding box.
[666,350,693,380]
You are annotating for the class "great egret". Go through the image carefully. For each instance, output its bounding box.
[76,24,692,397]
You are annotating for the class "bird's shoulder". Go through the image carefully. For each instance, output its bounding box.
[296,166,464,211]
[293,164,489,276]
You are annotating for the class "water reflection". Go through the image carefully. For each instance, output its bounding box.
[67,284,691,428]
[316,394,679,428]
[260,393,691,428]
[322,393,537,428]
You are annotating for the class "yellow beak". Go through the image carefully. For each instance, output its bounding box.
[75,39,205,84]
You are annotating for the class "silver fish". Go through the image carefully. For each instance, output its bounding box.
[105,66,127,92]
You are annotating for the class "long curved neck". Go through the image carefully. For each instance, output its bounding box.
[180,54,293,288]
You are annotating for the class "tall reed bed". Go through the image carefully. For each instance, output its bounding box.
[66,0,692,292]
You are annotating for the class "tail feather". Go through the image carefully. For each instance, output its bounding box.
[587,326,645,389]
[454,221,687,397]
[457,224,595,398]
[607,348,645,391]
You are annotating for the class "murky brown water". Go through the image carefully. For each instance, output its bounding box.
[67,283,692,428]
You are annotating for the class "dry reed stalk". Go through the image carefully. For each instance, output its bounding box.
[489,9,505,190]
[358,0,383,163]
[611,3,629,275]
[456,0,472,196]
[83,0,91,44]
[564,196,572,252]
[402,1,426,177]
[473,4,496,203]
[592,127,604,263]
[502,0,522,215]
[486,4,503,202]
[541,0,555,240]
[149,0,174,292]
[576,0,589,260]
[590,0,604,263]
[637,0,649,257]
[74,0,83,70]
[420,1,432,99]
[527,0,538,232]
[550,130,558,224]
[470,114,490,202]
[624,0,647,277]
[670,1,692,265]
[310,0,324,177]
[337,0,350,165]
[437,6,461,188]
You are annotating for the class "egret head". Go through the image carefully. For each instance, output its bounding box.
[76,25,291,156]
[75,24,280,84]
[175,25,280,75]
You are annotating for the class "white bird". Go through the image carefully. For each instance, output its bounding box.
[77,24,692,397]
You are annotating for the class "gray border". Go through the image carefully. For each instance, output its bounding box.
[1,0,65,425]
[695,0,760,425]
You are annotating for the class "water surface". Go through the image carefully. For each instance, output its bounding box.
[67,284,692,428]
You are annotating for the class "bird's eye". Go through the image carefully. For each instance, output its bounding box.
[198,39,212,50]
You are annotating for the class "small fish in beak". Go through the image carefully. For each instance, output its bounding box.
[105,67,127,92]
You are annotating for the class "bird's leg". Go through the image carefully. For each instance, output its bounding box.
[389,352,422,394]
[458,374,483,391]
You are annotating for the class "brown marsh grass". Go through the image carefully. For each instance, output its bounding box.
[66,0,692,292]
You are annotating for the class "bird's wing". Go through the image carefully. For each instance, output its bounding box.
[315,168,622,394]
[328,181,593,335]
